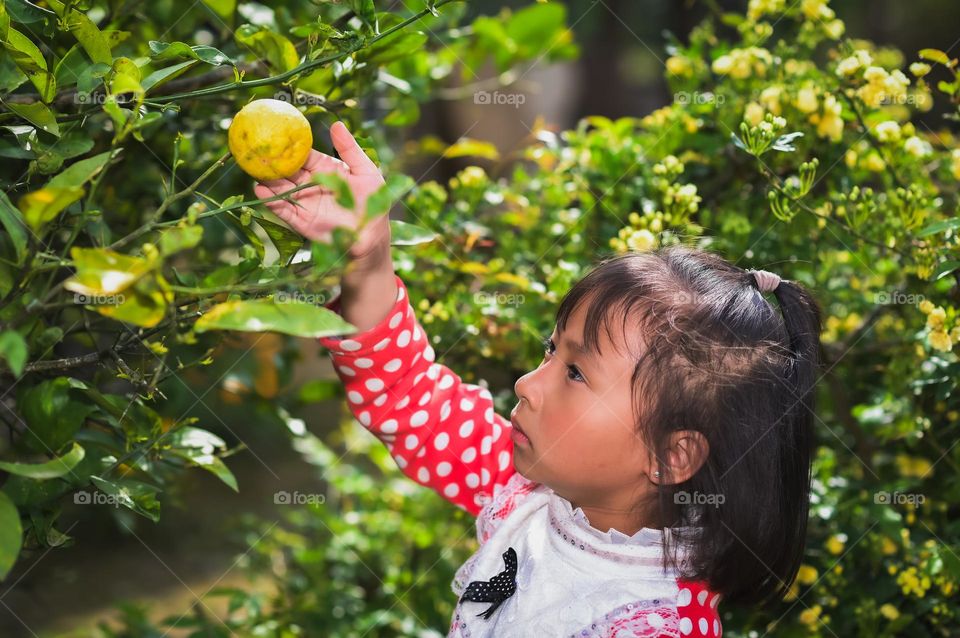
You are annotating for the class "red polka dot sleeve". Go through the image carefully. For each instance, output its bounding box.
[318,274,517,516]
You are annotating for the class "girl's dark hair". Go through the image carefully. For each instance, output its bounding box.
[555,245,823,607]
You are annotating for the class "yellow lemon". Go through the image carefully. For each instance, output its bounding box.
[228,98,312,181]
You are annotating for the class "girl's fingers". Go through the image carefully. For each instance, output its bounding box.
[330,121,378,175]
[302,148,347,172]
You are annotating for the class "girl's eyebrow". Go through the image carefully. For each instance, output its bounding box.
[555,330,597,364]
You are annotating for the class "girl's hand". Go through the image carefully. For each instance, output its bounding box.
[253,121,389,265]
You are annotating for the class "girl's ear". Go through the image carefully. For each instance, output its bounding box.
[658,430,709,485]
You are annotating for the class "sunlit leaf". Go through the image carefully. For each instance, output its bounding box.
[3,27,56,102]
[45,0,113,65]
[4,101,59,137]
[196,298,357,338]
[89,475,161,522]
[0,442,85,479]
[18,186,84,232]
[235,25,299,73]
[389,219,437,246]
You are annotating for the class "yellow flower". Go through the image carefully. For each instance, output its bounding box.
[874,120,901,143]
[666,56,694,78]
[844,149,858,168]
[744,102,765,126]
[881,537,898,555]
[951,149,960,180]
[823,19,845,39]
[864,152,886,172]
[711,47,772,79]
[626,229,656,252]
[895,454,933,478]
[811,93,844,141]
[880,604,900,620]
[801,0,835,20]
[926,306,946,329]
[799,604,823,626]
[930,330,954,352]
[760,86,783,115]
[836,49,872,76]
[797,564,818,585]
[826,534,846,555]
[904,136,932,157]
[910,62,932,77]
[747,0,785,21]
[796,87,818,113]
[919,300,935,315]
[783,581,799,601]
[858,67,910,108]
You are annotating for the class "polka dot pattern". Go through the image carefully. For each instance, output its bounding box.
[318,274,517,516]
[675,579,723,637]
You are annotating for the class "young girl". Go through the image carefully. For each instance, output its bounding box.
[253,122,824,637]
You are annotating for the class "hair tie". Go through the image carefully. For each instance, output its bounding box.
[749,269,781,293]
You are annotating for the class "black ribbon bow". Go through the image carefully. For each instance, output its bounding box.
[459,547,518,620]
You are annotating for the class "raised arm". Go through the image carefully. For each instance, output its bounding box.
[319,274,517,515]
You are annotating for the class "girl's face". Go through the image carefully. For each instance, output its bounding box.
[511,303,657,518]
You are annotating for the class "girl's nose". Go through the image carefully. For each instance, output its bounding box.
[514,367,540,412]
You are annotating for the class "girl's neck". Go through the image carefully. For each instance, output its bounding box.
[573,501,664,536]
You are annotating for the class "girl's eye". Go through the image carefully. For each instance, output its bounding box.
[541,336,585,383]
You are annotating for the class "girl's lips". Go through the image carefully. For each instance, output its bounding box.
[510,413,531,447]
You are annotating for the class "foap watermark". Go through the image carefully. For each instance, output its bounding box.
[75,292,126,306]
[74,490,124,507]
[274,490,326,505]
[474,90,526,108]
[675,490,725,507]
[674,91,725,106]
[874,491,925,508]
[275,291,328,305]
[874,291,925,306]
[273,90,326,107]
[73,91,136,106]
[473,291,525,306]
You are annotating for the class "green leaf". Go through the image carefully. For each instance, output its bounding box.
[85,273,172,328]
[195,298,357,338]
[442,138,500,161]
[310,172,354,210]
[45,0,113,65]
[4,101,59,137]
[142,59,199,92]
[18,377,96,454]
[148,40,234,67]
[63,246,157,295]
[917,217,960,237]
[107,56,142,96]
[364,31,428,64]
[254,215,305,265]
[0,191,29,265]
[47,150,114,189]
[0,491,22,580]
[169,427,237,492]
[0,442,85,479]
[89,475,161,522]
[3,27,56,102]
[931,260,960,281]
[201,0,236,20]
[918,48,954,66]
[0,330,28,376]
[389,219,437,246]
[18,186,84,232]
[365,173,414,222]
[3,0,55,24]
[158,224,203,256]
[235,24,300,73]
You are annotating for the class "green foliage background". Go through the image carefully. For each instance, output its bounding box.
[0,0,959,636]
